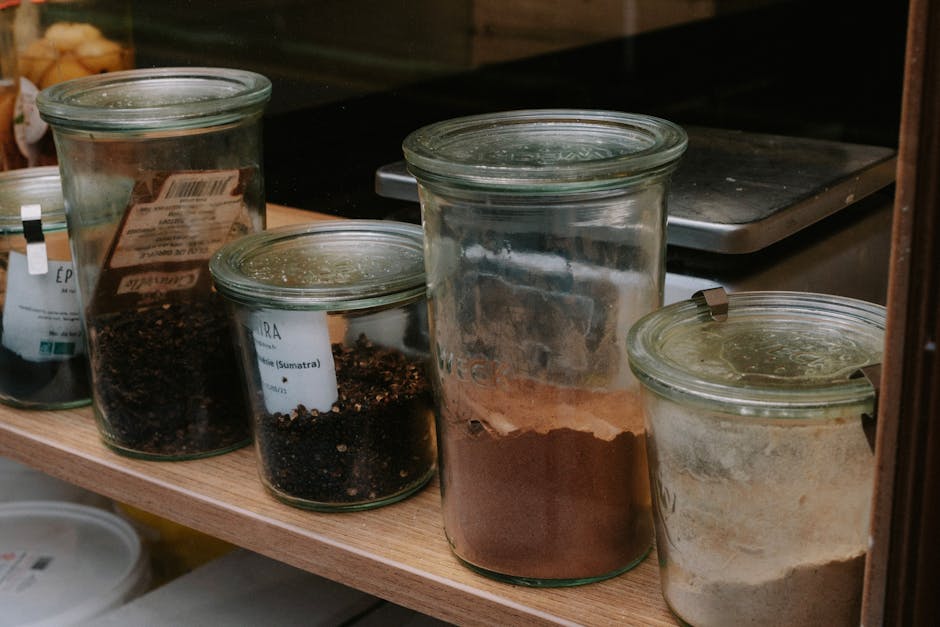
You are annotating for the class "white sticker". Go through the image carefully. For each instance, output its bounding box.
[108,170,244,269]
[251,309,338,414]
[0,551,52,594]
[1,252,84,361]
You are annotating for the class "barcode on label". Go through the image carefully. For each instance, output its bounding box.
[162,173,237,200]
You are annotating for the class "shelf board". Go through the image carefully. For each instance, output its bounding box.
[0,205,676,626]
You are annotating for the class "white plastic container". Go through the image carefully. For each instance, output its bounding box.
[90,548,385,626]
[0,501,149,626]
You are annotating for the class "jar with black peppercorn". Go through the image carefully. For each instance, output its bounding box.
[210,220,436,511]
[37,68,271,460]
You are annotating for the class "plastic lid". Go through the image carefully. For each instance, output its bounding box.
[0,167,66,233]
[210,220,426,311]
[0,501,148,626]
[402,109,688,193]
[626,291,886,418]
[37,67,271,133]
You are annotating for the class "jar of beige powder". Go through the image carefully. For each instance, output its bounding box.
[627,290,883,626]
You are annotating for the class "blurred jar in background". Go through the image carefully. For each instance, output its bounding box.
[4,0,133,169]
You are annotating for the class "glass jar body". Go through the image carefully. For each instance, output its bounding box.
[421,181,669,585]
[44,74,268,460]
[226,296,436,511]
[0,167,89,408]
[645,393,873,626]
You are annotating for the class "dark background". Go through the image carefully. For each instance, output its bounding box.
[131,1,908,219]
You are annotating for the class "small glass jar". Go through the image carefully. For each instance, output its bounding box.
[210,220,436,512]
[627,291,884,626]
[37,67,271,460]
[404,109,687,585]
[0,166,89,408]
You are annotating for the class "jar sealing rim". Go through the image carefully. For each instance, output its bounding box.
[626,291,886,418]
[37,67,272,132]
[0,166,67,232]
[210,220,426,311]
[402,109,688,191]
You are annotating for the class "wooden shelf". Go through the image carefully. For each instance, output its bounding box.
[0,205,676,627]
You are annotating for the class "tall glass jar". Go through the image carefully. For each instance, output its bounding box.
[210,220,436,511]
[403,109,687,586]
[37,67,271,460]
[0,166,88,408]
[627,291,884,626]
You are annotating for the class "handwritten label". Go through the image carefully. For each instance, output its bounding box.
[251,309,338,414]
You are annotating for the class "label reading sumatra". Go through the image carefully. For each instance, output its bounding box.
[89,169,254,315]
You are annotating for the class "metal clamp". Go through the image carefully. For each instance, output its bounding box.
[692,286,729,321]
[851,363,881,453]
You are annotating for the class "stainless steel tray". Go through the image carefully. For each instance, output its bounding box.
[375,126,897,254]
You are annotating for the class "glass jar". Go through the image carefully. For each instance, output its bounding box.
[210,220,436,511]
[37,67,271,460]
[626,291,884,626]
[403,109,687,585]
[0,165,88,408]
[13,0,134,167]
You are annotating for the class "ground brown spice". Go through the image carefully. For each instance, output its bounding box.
[438,379,651,582]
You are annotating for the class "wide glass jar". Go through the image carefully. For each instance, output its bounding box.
[37,67,271,460]
[0,166,88,408]
[627,291,884,626]
[210,220,436,511]
[403,109,687,586]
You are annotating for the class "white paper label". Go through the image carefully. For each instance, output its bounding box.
[1,252,84,361]
[0,551,52,594]
[108,170,244,269]
[251,309,338,414]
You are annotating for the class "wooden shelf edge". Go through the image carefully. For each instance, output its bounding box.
[0,205,676,627]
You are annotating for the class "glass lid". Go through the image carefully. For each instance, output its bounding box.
[210,220,426,310]
[0,166,66,232]
[627,291,886,418]
[402,109,687,193]
[37,67,271,132]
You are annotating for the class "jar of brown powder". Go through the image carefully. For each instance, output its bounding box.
[403,109,687,586]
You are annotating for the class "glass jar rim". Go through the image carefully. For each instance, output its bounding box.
[402,109,688,193]
[626,291,886,418]
[210,220,426,311]
[37,67,272,133]
[0,166,67,232]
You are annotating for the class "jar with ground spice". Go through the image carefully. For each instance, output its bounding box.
[627,290,884,626]
[403,109,687,586]
[210,220,436,512]
[0,166,88,408]
[37,67,271,459]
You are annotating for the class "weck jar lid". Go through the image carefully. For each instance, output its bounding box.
[626,291,886,418]
[0,166,66,233]
[36,67,272,133]
[209,220,426,310]
[402,109,688,193]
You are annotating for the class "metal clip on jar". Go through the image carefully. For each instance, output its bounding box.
[0,166,88,408]
[37,67,271,460]
[403,109,687,586]
[210,220,436,512]
[627,290,885,626]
